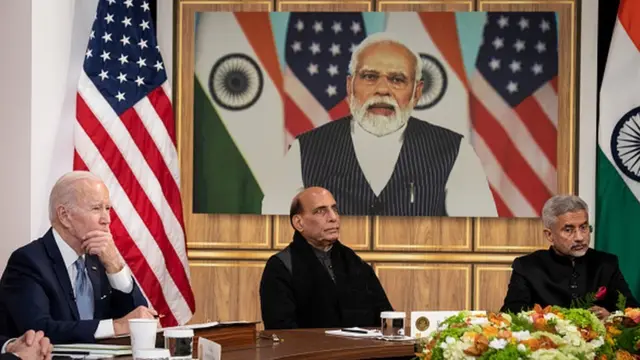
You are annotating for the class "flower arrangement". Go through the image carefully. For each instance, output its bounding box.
[415,305,606,360]
[414,288,640,360]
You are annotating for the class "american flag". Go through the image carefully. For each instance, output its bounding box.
[74,0,194,326]
[283,13,367,141]
[469,12,558,216]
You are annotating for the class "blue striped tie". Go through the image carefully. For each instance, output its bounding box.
[74,257,94,320]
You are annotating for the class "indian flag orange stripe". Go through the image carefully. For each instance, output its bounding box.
[235,13,284,93]
[418,13,469,89]
[619,0,640,52]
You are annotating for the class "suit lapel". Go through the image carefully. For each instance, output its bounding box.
[42,229,80,321]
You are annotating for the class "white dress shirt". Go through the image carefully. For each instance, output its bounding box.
[52,229,134,339]
[262,119,498,217]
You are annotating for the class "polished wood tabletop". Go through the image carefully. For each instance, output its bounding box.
[221,328,417,360]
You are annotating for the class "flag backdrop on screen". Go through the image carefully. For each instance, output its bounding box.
[597,0,640,298]
[469,12,559,217]
[192,12,559,216]
[74,0,195,326]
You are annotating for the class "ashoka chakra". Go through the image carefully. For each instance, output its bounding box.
[414,53,447,110]
[611,106,640,182]
[208,53,264,111]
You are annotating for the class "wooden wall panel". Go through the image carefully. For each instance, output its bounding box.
[375,264,472,312]
[475,0,577,252]
[374,217,471,251]
[377,0,472,11]
[277,0,373,11]
[188,261,265,324]
[474,265,512,313]
[274,216,370,250]
[177,1,274,250]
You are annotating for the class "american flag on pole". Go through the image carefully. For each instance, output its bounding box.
[74,0,195,326]
[469,12,559,217]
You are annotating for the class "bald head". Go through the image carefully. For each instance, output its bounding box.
[289,187,341,250]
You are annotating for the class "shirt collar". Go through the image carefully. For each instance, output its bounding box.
[52,228,84,270]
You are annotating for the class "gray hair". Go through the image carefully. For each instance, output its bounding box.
[541,195,589,228]
[348,32,423,83]
[49,171,104,223]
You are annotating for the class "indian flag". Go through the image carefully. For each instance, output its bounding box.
[193,13,285,214]
[596,0,640,298]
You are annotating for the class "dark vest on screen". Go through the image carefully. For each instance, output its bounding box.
[297,116,462,216]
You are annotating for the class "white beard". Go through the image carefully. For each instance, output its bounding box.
[349,94,414,137]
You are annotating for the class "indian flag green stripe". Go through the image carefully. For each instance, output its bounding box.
[192,78,263,214]
[595,147,640,297]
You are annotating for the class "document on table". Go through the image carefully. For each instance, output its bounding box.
[53,343,132,357]
[325,327,382,338]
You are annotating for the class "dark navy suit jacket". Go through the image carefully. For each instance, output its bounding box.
[0,228,147,344]
[0,336,18,360]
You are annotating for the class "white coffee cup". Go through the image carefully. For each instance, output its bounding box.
[129,319,158,354]
[133,348,170,360]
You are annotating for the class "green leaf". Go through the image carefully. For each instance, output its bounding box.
[617,290,627,312]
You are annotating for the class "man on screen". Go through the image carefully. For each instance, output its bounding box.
[501,195,639,319]
[263,32,497,217]
[0,171,155,344]
[260,187,393,329]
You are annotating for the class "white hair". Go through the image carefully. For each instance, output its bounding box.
[541,195,589,229]
[348,32,423,83]
[48,171,104,223]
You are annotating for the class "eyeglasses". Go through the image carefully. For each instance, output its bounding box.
[560,224,593,238]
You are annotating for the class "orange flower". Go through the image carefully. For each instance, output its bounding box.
[482,325,499,338]
[463,334,489,356]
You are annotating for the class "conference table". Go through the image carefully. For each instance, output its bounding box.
[222,328,417,360]
[100,322,418,359]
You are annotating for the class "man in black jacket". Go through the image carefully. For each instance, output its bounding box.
[501,194,639,319]
[260,187,393,329]
[1,330,53,360]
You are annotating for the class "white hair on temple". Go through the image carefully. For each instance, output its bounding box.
[48,171,104,223]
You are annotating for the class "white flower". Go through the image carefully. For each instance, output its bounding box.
[489,338,508,350]
[446,336,456,344]
[590,336,604,349]
[543,313,557,321]
[517,343,527,352]
[468,317,489,325]
[512,330,532,341]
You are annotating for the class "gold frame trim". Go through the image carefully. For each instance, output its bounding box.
[188,249,521,263]
[373,217,472,251]
[277,0,373,10]
[475,0,576,251]
[473,265,512,310]
[190,261,267,267]
[374,264,472,310]
[376,0,472,10]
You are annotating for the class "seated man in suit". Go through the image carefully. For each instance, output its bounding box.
[0,171,156,344]
[259,187,393,329]
[1,330,53,360]
[501,194,639,319]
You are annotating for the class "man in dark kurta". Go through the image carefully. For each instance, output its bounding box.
[501,195,639,319]
[259,187,393,330]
